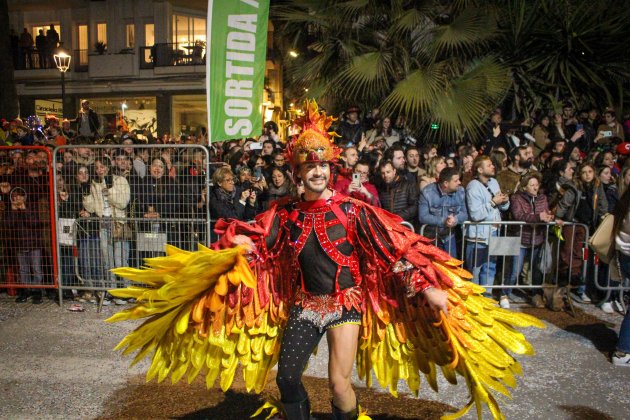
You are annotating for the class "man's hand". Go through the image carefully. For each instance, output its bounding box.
[424,287,449,316]
[570,129,585,142]
[445,214,457,228]
[492,192,509,205]
[232,234,256,253]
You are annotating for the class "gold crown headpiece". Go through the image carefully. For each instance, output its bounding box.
[286,100,341,167]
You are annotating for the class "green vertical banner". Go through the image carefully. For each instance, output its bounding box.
[207,0,270,143]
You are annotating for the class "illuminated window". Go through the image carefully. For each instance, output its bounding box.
[32,24,61,41]
[97,23,107,44]
[144,23,155,62]
[125,24,135,48]
[77,24,88,65]
[172,14,206,53]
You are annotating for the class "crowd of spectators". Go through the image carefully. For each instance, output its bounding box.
[1,102,630,315]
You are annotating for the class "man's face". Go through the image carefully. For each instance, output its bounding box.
[478,160,495,178]
[299,162,330,194]
[518,147,534,168]
[347,112,358,123]
[604,113,616,124]
[344,148,358,167]
[443,174,461,193]
[553,141,566,153]
[406,150,420,169]
[273,154,286,168]
[115,155,131,171]
[380,163,397,184]
[562,106,574,118]
[392,150,405,170]
[262,142,274,156]
[425,147,437,160]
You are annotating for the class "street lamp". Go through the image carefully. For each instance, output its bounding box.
[53,51,71,118]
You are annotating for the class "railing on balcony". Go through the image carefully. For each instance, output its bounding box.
[139,42,205,69]
[74,49,88,72]
[15,48,48,70]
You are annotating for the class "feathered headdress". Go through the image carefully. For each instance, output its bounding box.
[286,100,341,168]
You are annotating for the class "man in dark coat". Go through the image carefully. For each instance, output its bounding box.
[376,160,419,227]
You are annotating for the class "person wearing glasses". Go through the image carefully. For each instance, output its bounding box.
[209,167,257,228]
[333,160,380,206]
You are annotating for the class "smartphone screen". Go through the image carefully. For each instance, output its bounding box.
[576,123,583,131]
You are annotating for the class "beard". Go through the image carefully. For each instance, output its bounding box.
[520,159,533,169]
[303,174,329,193]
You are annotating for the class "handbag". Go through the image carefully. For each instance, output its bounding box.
[57,218,76,246]
[589,213,615,264]
[537,240,553,274]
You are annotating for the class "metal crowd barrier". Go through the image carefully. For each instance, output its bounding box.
[0,146,59,296]
[52,144,211,306]
[419,221,590,298]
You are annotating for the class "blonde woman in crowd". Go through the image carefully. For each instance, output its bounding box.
[418,156,446,190]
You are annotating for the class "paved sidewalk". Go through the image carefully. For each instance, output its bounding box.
[0,294,628,419]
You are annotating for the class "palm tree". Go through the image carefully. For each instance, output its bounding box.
[273,0,511,145]
[497,0,630,117]
[0,0,19,119]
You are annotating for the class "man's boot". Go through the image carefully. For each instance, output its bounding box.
[331,400,370,420]
[282,398,311,420]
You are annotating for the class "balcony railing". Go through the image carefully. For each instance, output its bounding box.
[139,43,205,68]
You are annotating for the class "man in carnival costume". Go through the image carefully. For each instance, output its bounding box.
[108,101,544,420]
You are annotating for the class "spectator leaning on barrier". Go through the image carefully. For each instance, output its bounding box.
[465,155,509,292]
[418,167,468,257]
[377,159,418,226]
[6,187,44,304]
[505,172,555,309]
[82,157,131,301]
[554,162,607,304]
[209,166,256,229]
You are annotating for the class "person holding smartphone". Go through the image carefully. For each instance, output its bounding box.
[333,160,380,206]
[596,110,625,144]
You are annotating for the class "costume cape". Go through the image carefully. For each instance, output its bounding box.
[107,194,544,419]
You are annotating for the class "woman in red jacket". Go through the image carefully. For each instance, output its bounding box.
[505,172,555,308]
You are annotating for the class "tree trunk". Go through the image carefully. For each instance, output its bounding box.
[0,0,19,118]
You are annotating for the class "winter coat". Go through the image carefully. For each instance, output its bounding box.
[82,175,130,220]
[377,176,419,225]
[555,181,607,229]
[209,186,256,224]
[509,191,550,246]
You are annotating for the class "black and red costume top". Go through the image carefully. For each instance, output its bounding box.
[213,191,453,329]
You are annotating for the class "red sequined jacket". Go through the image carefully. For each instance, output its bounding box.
[213,191,452,314]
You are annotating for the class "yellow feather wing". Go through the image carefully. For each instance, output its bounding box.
[107,244,289,394]
[357,259,544,420]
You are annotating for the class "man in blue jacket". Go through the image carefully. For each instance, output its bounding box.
[418,167,467,257]
[465,156,509,292]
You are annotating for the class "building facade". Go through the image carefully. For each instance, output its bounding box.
[10,0,283,140]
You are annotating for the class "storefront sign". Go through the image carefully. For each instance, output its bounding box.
[207,0,270,143]
[35,99,63,119]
